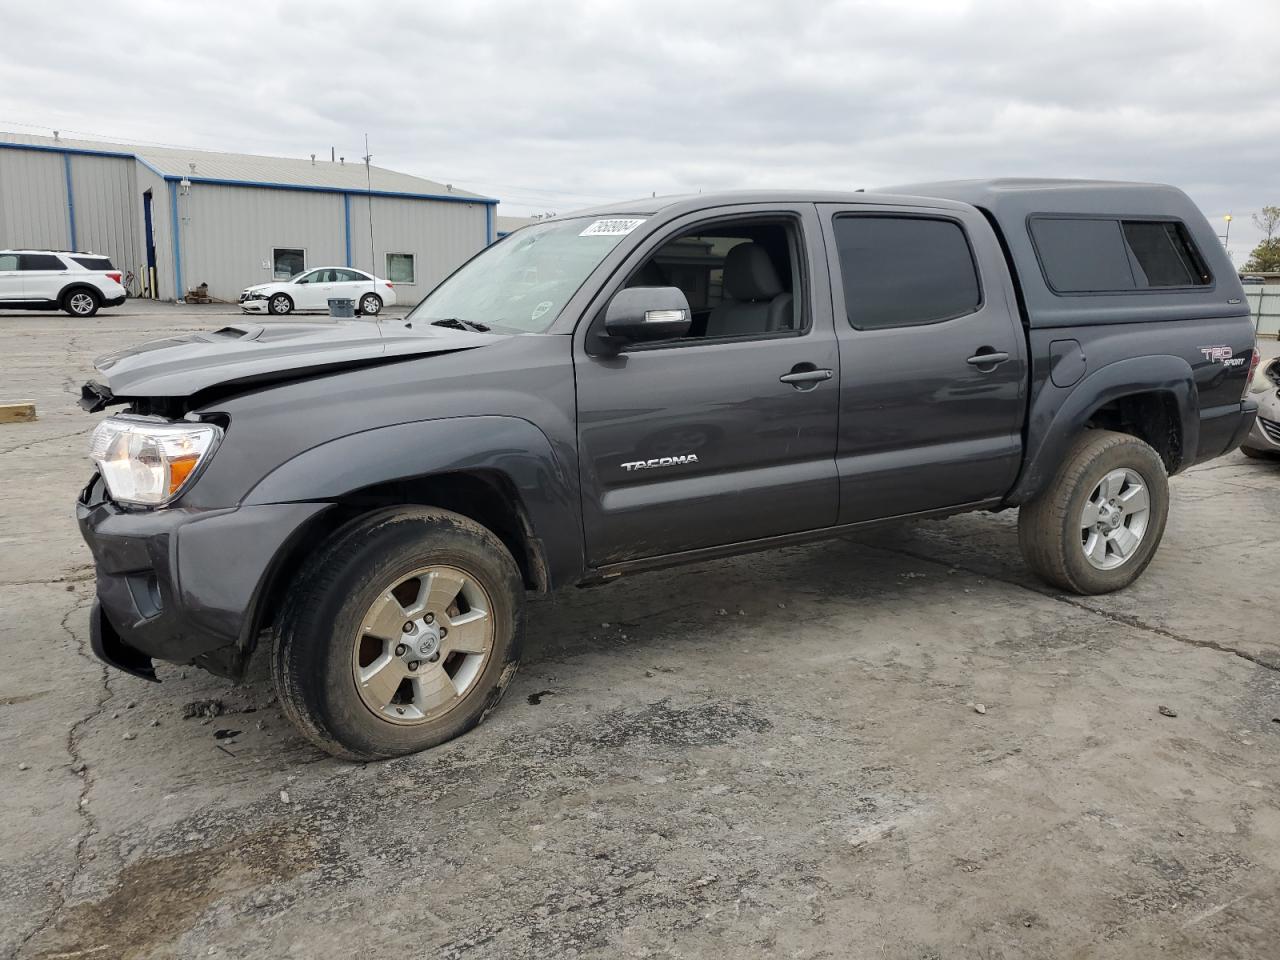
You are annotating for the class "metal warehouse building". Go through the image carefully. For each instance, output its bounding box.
[0,132,497,305]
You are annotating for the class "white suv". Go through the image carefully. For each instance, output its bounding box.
[0,250,128,317]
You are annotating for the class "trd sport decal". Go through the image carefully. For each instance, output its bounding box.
[621,454,699,472]
[1199,345,1247,367]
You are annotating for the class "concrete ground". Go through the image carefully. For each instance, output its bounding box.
[2,302,1279,960]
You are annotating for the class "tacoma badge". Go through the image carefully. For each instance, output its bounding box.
[621,454,699,472]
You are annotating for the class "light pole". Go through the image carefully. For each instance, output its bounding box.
[1222,214,1232,258]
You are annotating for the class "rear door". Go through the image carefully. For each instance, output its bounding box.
[19,253,70,303]
[574,204,840,566]
[819,204,1027,522]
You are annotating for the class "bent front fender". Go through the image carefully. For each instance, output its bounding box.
[242,416,583,589]
[1006,354,1198,506]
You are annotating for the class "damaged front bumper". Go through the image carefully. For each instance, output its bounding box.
[76,474,330,680]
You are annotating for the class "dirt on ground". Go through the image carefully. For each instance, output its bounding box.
[2,304,1279,959]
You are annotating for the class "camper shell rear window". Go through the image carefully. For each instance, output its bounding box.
[1028,215,1212,295]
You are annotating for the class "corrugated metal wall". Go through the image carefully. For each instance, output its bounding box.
[347,195,488,306]
[177,183,346,299]
[68,153,142,276]
[0,148,71,250]
[1,145,491,304]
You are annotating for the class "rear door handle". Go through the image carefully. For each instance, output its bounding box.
[779,367,833,385]
[966,350,1010,368]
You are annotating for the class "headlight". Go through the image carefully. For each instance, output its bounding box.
[89,417,222,505]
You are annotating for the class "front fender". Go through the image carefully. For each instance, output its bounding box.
[1006,354,1198,505]
[242,415,583,588]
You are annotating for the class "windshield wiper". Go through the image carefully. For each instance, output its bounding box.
[429,317,491,333]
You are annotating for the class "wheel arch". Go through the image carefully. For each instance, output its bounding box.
[239,416,583,652]
[58,282,101,308]
[1007,355,1197,506]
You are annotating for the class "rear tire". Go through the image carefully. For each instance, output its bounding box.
[1018,430,1169,595]
[268,293,293,316]
[272,507,524,761]
[63,289,100,317]
[358,293,382,316]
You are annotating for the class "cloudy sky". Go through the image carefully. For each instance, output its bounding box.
[3,0,1277,260]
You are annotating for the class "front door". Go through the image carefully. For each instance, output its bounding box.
[819,204,1027,523]
[574,205,840,566]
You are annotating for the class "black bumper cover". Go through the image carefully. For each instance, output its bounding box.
[77,476,330,679]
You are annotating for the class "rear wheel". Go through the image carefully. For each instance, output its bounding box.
[64,289,100,317]
[268,293,293,316]
[358,293,382,316]
[1018,430,1169,594]
[272,507,524,761]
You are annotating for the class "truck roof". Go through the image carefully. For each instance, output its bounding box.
[569,178,1242,330]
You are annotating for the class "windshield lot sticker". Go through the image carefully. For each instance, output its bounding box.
[531,301,553,322]
[580,218,646,237]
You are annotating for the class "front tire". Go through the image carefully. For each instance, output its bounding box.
[1018,429,1169,595]
[272,507,524,761]
[64,289,100,317]
[358,293,383,316]
[268,293,294,316]
[1241,445,1280,461]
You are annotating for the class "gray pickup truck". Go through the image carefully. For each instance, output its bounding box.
[77,179,1258,759]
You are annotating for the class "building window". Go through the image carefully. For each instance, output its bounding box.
[272,248,305,280]
[386,253,416,284]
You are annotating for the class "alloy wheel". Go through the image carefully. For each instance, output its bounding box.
[350,565,494,725]
[1080,467,1150,570]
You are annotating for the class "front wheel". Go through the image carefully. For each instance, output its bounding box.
[1018,430,1169,595]
[358,293,383,316]
[268,293,293,316]
[1241,445,1280,461]
[272,507,524,761]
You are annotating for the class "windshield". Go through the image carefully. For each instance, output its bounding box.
[405,216,645,334]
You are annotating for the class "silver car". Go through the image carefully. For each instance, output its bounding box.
[1243,356,1280,460]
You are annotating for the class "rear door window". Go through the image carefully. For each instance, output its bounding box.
[832,215,982,329]
[19,254,67,271]
[0,254,18,271]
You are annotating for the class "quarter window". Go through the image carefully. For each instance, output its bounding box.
[71,256,114,270]
[1029,217,1211,293]
[272,248,305,280]
[832,216,981,330]
[386,253,415,284]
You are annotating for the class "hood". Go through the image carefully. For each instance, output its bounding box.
[81,320,501,410]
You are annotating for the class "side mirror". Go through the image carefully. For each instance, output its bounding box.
[603,286,692,346]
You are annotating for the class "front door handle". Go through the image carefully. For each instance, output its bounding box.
[780,366,833,387]
[966,349,1010,368]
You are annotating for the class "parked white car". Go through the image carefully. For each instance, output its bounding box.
[0,249,127,317]
[239,267,397,317]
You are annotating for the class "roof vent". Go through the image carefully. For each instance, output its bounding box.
[189,161,197,175]
[52,130,60,142]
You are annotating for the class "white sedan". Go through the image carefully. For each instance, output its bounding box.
[239,267,397,316]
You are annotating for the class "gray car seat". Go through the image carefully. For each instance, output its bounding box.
[705,242,793,337]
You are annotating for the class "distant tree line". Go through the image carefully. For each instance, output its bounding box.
[1244,206,1280,272]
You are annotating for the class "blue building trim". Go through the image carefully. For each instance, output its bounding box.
[486,204,494,245]
[62,153,77,251]
[0,140,497,205]
[168,181,184,301]
[343,192,353,267]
